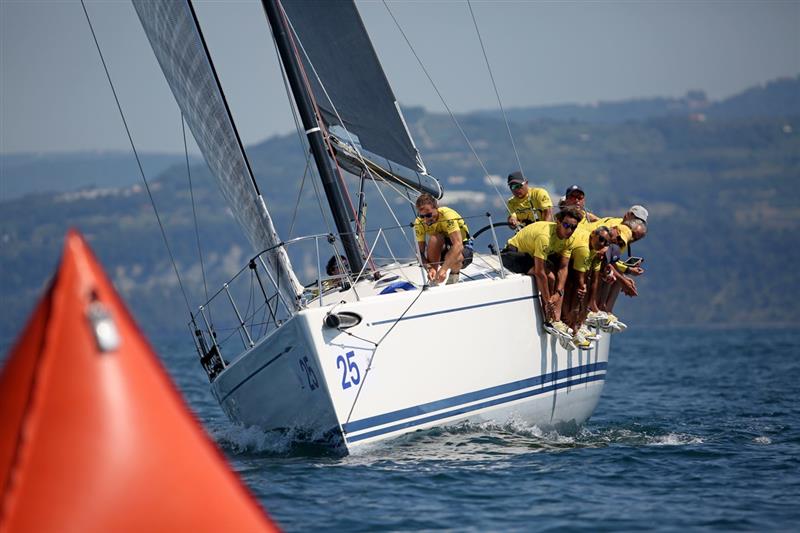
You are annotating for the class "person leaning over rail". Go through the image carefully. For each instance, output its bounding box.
[562,225,612,349]
[500,207,583,344]
[414,193,474,285]
[587,205,649,331]
[506,171,553,228]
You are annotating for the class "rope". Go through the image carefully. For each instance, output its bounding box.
[81,0,192,316]
[182,115,211,322]
[467,0,525,180]
[381,0,511,216]
[343,285,429,426]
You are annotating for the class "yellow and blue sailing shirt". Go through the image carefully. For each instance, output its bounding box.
[570,228,603,273]
[506,221,577,260]
[414,206,470,243]
[589,216,633,271]
[507,188,553,224]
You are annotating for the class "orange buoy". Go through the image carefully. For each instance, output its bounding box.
[0,230,278,532]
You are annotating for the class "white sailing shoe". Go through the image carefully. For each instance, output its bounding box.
[585,311,607,327]
[602,313,628,333]
[579,325,601,341]
[543,320,573,341]
[572,330,593,350]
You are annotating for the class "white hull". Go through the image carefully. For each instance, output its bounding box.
[210,259,610,454]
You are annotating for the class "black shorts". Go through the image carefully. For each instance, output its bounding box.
[500,245,533,274]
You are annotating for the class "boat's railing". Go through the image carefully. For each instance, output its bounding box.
[189,213,513,382]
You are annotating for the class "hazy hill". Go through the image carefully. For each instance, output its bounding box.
[0,152,199,200]
[1,77,799,341]
[471,75,800,124]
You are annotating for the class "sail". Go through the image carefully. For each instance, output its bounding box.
[133,0,302,310]
[280,0,442,197]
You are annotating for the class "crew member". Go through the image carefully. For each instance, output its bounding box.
[500,207,583,340]
[414,193,473,285]
[506,171,553,228]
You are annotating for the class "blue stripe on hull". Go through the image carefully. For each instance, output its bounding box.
[371,295,536,325]
[346,373,606,443]
[344,362,607,443]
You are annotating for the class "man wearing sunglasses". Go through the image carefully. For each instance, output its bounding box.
[506,171,553,228]
[562,226,612,348]
[586,208,648,331]
[562,184,599,228]
[414,193,473,285]
[500,207,583,343]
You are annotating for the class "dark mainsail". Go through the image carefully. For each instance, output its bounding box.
[281,0,441,197]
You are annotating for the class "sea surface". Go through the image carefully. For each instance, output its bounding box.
[149,327,800,531]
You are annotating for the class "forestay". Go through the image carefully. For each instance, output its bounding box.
[134,0,302,311]
[281,0,441,197]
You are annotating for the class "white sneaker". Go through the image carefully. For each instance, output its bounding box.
[559,335,574,350]
[446,272,460,285]
[579,325,600,341]
[543,320,573,341]
[585,311,607,327]
[572,329,592,350]
[602,313,628,333]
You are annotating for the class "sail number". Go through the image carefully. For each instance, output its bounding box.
[299,355,319,391]
[336,351,361,390]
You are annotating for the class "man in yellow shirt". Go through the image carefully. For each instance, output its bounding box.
[414,193,473,285]
[588,206,649,331]
[562,184,599,229]
[506,171,553,228]
[500,207,583,341]
[562,226,612,348]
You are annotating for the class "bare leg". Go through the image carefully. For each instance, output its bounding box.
[426,234,445,281]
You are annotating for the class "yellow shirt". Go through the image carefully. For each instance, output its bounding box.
[570,228,603,273]
[589,216,632,271]
[507,188,553,224]
[577,209,598,230]
[414,206,469,243]
[507,221,577,260]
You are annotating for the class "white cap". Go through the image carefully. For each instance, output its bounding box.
[629,205,648,223]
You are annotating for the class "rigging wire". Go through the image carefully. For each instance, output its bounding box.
[80,0,193,316]
[283,13,421,263]
[287,158,313,238]
[467,0,525,180]
[343,285,428,426]
[280,5,378,273]
[381,0,512,216]
[182,115,211,319]
[267,23,338,245]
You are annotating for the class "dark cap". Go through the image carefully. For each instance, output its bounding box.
[564,184,584,197]
[507,171,526,185]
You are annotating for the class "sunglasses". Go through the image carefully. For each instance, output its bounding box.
[561,222,577,231]
[509,183,524,191]
[594,233,609,246]
[418,212,434,218]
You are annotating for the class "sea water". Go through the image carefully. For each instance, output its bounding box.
[156,327,799,530]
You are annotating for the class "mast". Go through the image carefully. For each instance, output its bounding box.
[261,0,365,274]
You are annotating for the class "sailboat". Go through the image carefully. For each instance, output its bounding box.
[132,0,611,454]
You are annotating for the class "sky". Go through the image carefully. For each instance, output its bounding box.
[1,0,798,155]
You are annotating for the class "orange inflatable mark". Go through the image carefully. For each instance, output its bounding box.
[0,230,279,532]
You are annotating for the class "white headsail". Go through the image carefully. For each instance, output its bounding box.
[133,0,302,312]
